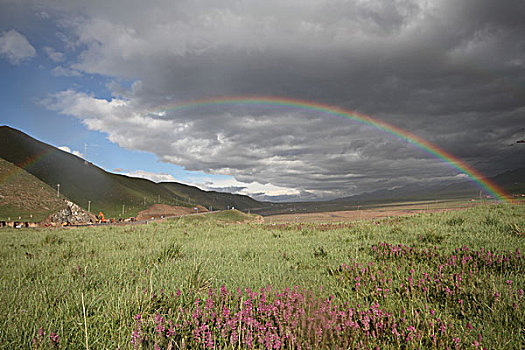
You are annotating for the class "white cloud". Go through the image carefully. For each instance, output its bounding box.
[51,65,82,77]
[58,146,84,158]
[0,30,36,64]
[118,169,178,183]
[190,176,300,198]
[453,173,469,180]
[43,46,65,62]
[42,90,173,143]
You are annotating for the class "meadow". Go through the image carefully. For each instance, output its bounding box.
[0,205,523,349]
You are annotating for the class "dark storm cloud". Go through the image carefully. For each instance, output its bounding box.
[22,0,525,199]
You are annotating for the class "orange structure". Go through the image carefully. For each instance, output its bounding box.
[97,211,106,223]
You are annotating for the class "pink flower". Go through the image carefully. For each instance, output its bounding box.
[49,332,60,345]
[131,329,141,346]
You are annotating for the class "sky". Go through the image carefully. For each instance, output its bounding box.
[0,0,524,202]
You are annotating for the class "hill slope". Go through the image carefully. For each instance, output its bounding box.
[0,126,265,217]
[0,157,66,222]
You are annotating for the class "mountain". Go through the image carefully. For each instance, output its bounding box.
[0,157,66,222]
[0,126,265,218]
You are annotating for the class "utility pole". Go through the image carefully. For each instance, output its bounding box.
[88,200,91,213]
[122,204,125,216]
[57,184,60,197]
[84,144,88,165]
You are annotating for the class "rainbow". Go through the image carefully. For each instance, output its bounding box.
[0,150,55,185]
[159,96,512,202]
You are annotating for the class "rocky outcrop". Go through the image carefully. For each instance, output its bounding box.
[49,200,95,225]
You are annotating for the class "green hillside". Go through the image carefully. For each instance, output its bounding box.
[0,157,66,222]
[0,126,265,218]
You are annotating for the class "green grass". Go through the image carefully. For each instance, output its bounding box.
[172,209,260,225]
[0,204,523,348]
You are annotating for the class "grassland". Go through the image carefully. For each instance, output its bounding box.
[0,204,523,348]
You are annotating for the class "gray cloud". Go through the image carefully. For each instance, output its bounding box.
[205,186,247,194]
[28,0,525,199]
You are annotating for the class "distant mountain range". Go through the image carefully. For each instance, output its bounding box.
[0,125,523,218]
